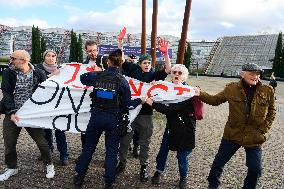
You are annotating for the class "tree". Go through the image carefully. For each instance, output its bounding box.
[77,34,83,63]
[273,32,282,77]
[183,42,192,69]
[31,26,42,64]
[69,30,78,62]
[279,36,284,78]
[40,36,47,62]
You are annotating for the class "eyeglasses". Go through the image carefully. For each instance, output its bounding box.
[172,71,183,75]
[86,49,98,54]
[10,56,24,61]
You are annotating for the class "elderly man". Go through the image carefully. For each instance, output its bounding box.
[0,50,55,181]
[194,63,276,189]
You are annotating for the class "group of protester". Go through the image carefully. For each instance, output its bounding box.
[0,36,276,189]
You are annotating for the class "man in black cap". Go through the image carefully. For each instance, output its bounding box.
[194,63,276,189]
[127,54,137,63]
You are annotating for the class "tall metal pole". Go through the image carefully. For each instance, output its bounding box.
[176,0,192,64]
[151,0,158,66]
[141,0,146,54]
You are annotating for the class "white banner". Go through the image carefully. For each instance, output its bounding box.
[16,63,195,133]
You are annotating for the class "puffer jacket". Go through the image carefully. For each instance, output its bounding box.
[152,98,196,151]
[199,80,276,147]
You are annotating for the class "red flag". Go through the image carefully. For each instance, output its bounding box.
[118,27,127,40]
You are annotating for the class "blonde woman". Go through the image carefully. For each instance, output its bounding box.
[146,64,195,189]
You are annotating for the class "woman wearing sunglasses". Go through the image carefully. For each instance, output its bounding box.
[145,64,196,189]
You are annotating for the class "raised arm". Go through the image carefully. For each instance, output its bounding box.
[158,38,171,73]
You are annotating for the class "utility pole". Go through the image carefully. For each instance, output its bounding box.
[151,0,158,66]
[141,0,146,54]
[176,0,192,64]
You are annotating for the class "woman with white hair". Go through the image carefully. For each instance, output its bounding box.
[36,49,69,166]
[145,64,195,189]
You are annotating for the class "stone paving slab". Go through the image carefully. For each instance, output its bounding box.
[0,76,283,189]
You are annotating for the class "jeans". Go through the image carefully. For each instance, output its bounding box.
[208,139,262,189]
[44,129,69,161]
[156,127,192,178]
[75,110,120,184]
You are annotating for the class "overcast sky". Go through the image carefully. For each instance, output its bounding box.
[1,0,284,41]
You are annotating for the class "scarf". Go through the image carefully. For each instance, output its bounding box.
[43,62,59,74]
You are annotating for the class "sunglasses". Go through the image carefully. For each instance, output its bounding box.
[172,71,183,75]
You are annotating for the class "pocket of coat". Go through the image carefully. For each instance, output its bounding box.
[252,128,266,144]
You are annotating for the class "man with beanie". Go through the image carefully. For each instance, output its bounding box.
[194,63,276,189]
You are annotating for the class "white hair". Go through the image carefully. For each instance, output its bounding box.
[167,64,189,81]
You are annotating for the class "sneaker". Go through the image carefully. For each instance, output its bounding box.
[140,165,149,182]
[104,182,114,189]
[0,168,18,181]
[73,174,85,189]
[116,162,126,175]
[179,177,188,189]
[46,164,55,179]
[151,171,161,185]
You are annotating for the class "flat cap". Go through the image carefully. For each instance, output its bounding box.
[242,63,262,72]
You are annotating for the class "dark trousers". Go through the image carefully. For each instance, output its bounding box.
[75,110,120,184]
[208,139,262,189]
[44,129,69,161]
[132,129,139,147]
[3,115,52,168]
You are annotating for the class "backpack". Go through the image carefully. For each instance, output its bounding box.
[191,96,204,120]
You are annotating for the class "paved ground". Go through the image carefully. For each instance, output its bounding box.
[0,76,283,189]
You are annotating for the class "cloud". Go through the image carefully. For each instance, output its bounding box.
[1,0,284,40]
[65,0,186,38]
[0,17,50,28]
[0,0,53,7]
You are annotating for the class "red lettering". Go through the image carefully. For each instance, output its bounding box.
[86,66,94,72]
[174,86,190,95]
[64,64,81,85]
[129,79,143,96]
[147,84,168,97]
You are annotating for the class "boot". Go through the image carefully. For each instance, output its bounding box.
[104,182,114,189]
[132,145,139,158]
[115,162,126,175]
[151,171,161,185]
[73,174,85,189]
[140,165,149,182]
[179,177,188,189]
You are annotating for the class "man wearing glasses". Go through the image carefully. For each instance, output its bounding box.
[0,50,55,181]
[83,40,108,72]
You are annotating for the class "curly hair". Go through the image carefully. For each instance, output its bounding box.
[169,64,189,81]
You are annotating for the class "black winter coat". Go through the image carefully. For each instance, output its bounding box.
[152,98,196,151]
[1,67,46,115]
